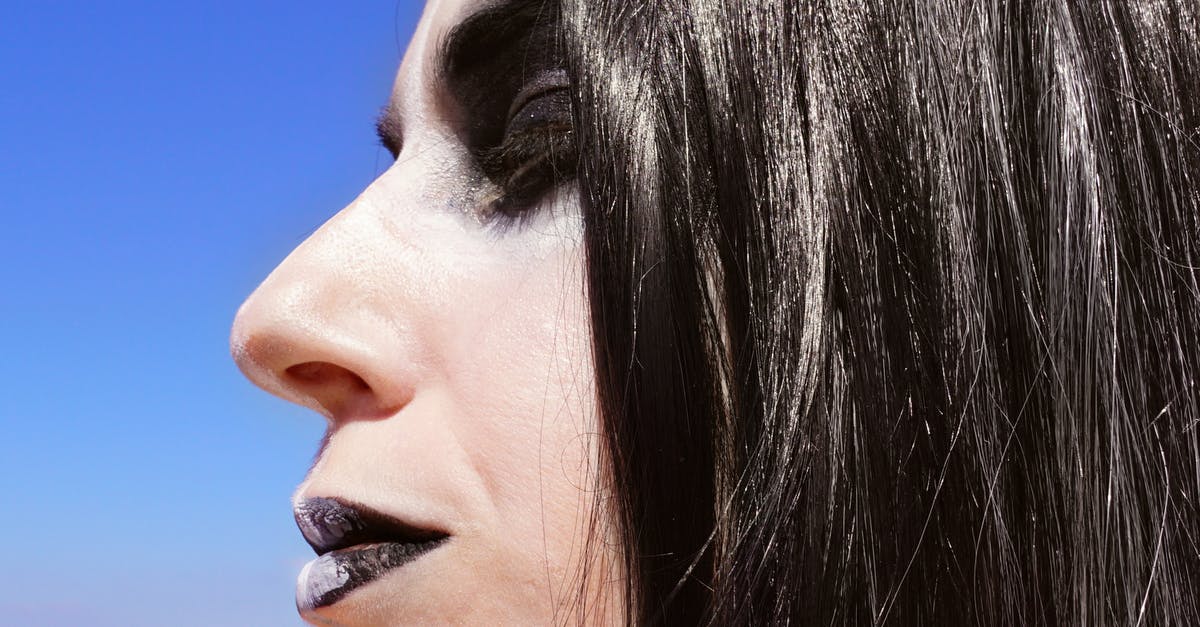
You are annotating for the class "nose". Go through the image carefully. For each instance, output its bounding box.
[230,187,417,422]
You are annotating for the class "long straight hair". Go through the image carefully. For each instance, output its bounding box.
[562,0,1200,623]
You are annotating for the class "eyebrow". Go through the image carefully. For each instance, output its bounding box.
[375,0,557,156]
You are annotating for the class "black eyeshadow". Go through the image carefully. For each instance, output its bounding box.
[439,0,566,153]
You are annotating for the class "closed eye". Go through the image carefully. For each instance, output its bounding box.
[478,83,576,219]
[436,0,577,227]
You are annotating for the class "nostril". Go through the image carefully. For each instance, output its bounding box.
[287,361,370,389]
[285,361,374,417]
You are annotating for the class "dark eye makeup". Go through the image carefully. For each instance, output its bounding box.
[478,76,576,224]
[376,0,577,230]
[446,1,577,227]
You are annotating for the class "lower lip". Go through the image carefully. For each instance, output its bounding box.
[296,539,447,612]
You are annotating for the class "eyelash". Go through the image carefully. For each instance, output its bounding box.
[476,87,577,229]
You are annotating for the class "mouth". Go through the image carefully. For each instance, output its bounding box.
[293,496,449,612]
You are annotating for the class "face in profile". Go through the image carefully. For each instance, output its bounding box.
[231,0,618,623]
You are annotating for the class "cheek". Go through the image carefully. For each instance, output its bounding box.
[433,227,603,576]
[447,242,598,505]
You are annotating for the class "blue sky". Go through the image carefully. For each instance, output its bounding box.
[1,2,423,624]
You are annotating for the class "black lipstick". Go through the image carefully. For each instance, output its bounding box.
[294,497,449,611]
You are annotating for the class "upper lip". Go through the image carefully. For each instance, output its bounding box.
[294,496,448,555]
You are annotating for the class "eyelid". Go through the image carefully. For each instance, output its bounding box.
[505,69,570,122]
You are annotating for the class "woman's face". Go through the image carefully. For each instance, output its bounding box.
[231,0,618,623]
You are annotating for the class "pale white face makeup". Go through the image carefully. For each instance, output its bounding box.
[230,0,622,624]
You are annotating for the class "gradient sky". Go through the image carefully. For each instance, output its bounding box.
[1,2,425,624]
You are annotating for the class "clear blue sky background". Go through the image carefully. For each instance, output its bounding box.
[1,2,424,624]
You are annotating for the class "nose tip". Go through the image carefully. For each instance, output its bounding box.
[229,218,416,422]
[231,307,412,421]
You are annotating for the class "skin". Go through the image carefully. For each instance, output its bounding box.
[230,0,622,623]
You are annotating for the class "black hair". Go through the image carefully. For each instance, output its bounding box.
[562,0,1200,623]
